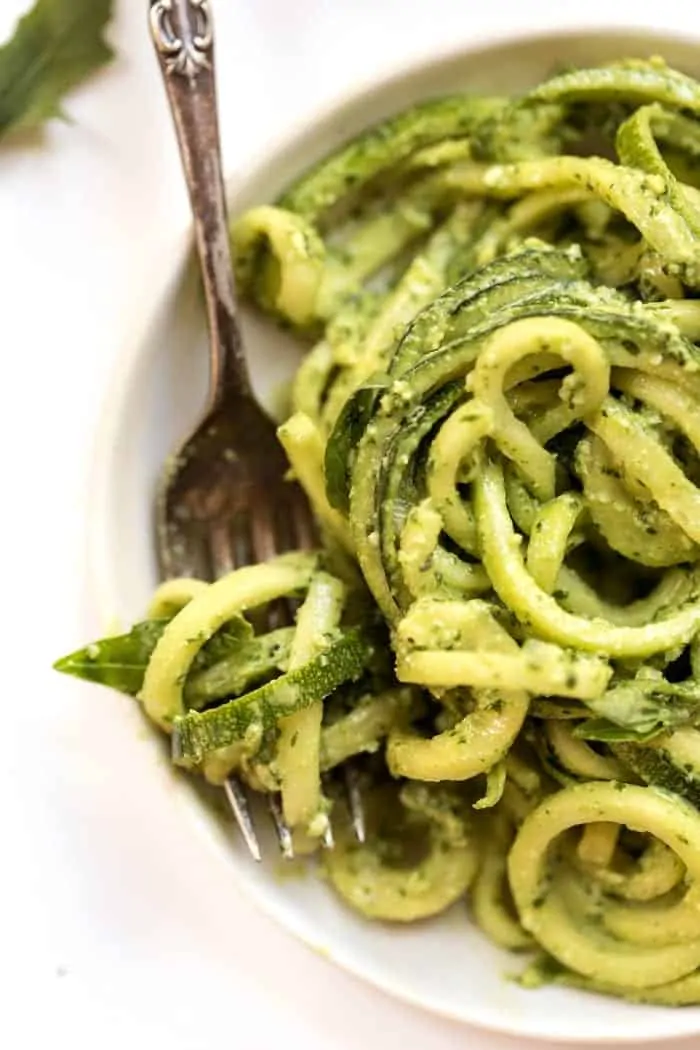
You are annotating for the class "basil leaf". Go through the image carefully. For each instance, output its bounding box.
[573,718,664,744]
[0,0,113,138]
[55,615,254,696]
[54,620,169,696]
[576,677,700,741]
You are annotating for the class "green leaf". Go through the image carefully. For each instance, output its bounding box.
[573,718,663,744]
[0,0,114,138]
[574,676,700,742]
[54,620,170,696]
[54,615,254,697]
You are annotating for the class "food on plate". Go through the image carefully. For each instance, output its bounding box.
[57,57,700,1004]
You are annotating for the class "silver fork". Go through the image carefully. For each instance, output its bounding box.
[148,0,365,859]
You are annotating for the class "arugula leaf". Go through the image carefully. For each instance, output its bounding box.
[54,615,254,697]
[0,0,114,138]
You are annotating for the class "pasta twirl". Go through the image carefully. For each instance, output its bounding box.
[57,57,700,1005]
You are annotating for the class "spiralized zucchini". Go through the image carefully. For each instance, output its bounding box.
[56,56,700,1005]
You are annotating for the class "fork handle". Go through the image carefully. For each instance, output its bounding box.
[149,0,252,402]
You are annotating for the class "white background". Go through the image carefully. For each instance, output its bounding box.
[3,1,699,1047]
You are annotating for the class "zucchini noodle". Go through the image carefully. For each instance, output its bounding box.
[55,57,700,1006]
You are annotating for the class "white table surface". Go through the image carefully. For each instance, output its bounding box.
[4,1,698,1047]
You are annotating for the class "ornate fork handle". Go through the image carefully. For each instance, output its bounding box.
[150,0,212,77]
[148,0,251,402]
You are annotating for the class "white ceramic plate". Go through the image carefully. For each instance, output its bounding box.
[89,26,700,1043]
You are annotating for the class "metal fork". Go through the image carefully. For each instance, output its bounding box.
[148,0,365,860]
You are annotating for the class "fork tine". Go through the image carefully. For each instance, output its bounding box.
[289,487,317,551]
[224,776,262,861]
[209,520,236,578]
[344,764,366,844]
[254,497,291,629]
[158,516,211,580]
[321,819,335,850]
[250,497,279,564]
[212,478,360,861]
[267,794,295,859]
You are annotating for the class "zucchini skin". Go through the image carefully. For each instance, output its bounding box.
[172,627,375,764]
[279,95,505,224]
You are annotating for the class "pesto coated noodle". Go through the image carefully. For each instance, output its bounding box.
[58,57,700,1006]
